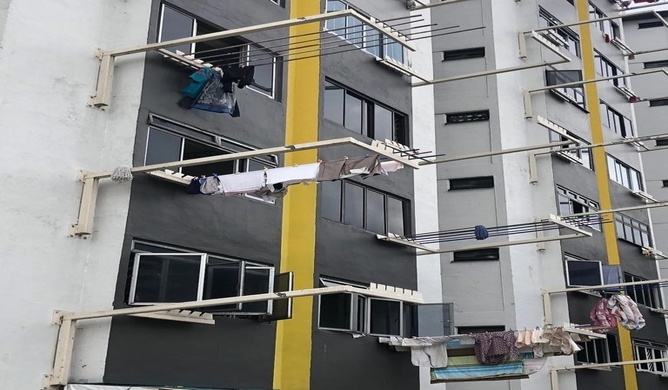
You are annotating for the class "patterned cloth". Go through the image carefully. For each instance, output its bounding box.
[472,331,519,365]
[589,297,617,331]
[608,295,646,330]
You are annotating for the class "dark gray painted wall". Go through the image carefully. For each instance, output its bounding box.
[105,0,419,389]
[575,367,625,390]
[104,1,288,389]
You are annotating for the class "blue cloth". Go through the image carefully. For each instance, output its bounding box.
[190,71,238,115]
[474,225,489,240]
[180,67,213,98]
[430,361,523,382]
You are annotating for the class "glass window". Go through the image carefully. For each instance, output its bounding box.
[145,128,183,166]
[366,190,386,234]
[374,105,394,142]
[387,196,406,235]
[324,82,345,126]
[159,5,195,54]
[321,181,342,221]
[369,299,402,336]
[131,253,204,304]
[320,293,352,330]
[345,93,364,134]
[344,183,364,229]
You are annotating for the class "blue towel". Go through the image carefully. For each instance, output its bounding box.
[431,361,523,382]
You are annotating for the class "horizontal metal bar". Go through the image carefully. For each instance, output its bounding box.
[553,358,668,371]
[61,285,423,321]
[413,0,470,10]
[524,10,661,36]
[559,201,668,219]
[413,60,568,87]
[534,132,668,155]
[527,68,668,94]
[545,278,668,295]
[84,137,419,180]
[421,140,573,165]
[416,233,587,255]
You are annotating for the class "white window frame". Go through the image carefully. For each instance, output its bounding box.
[128,244,275,315]
[557,186,601,231]
[317,278,405,337]
[158,3,279,99]
[634,341,668,375]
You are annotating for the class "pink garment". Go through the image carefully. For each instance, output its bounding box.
[589,298,617,331]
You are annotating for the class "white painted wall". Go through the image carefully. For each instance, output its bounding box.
[411,5,447,389]
[0,1,152,388]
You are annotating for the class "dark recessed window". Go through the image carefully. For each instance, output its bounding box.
[656,139,668,147]
[663,180,668,187]
[324,79,409,145]
[457,326,505,334]
[449,176,494,190]
[644,60,668,69]
[649,98,668,107]
[546,69,586,109]
[453,248,500,261]
[443,47,485,61]
[445,110,490,124]
[639,21,664,29]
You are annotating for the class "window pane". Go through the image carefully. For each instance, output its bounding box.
[195,23,241,65]
[364,28,381,56]
[370,299,401,336]
[204,258,241,310]
[145,128,182,165]
[567,260,602,286]
[384,41,404,63]
[394,113,408,144]
[320,293,351,330]
[134,254,201,303]
[324,82,344,126]
[248,47,275,94]
[387,197,406,235]
[366,190,386,234]
[374,105,393,142]
[320,181,342,221]
[160,5,194,54]
[242,267,271,312]
[345,93,363,133]
[343,183,364,229]
[181,139,234,177]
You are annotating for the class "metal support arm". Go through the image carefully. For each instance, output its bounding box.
[70,137,419,238]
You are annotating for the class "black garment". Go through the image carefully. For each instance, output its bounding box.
[222,65,255,92]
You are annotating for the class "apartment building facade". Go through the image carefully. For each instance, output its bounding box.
[430,0,668,389]
[0,0,441,389]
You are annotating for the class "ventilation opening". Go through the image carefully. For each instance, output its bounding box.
[449,176,494,190]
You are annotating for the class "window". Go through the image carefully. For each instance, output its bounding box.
[564,254,621,287]
[556,186,601,230]
[594,51,626,88]
[649,98,668,107]
[625,274,663,309]
[449,176,494,190]
[318,278,404,336]
[634,341,668,374]
[324,79,408,144]
[546,69,586,109]
[158,4,281,99]
[601,103,634,137]
[453,248,500,261]
[457,326,505,334]
[325,0,404,64]
[443,47,485,61]
[320,180,409,235]
[615,213,651,247]
[576,334,618,364]
[657,139,668,147]
[639,21,665,29]
[144,115,278,199]
[549,130,593,170]
[644,60,668,69]
[607,155,642,191]
[589,4,620,40]
[127,241,278,315]
[539,8,581,57]
[444,110,490,124]
[663,180,668,187]
[268,0,285,6]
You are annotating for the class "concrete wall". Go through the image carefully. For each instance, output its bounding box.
[0,0,152,389]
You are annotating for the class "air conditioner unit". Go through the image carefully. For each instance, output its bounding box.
[540,30,568,47]
[555,151,583,164]
[633,190,657,203]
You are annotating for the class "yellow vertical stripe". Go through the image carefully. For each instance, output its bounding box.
[272,1,321,389]
[575,2,637,389]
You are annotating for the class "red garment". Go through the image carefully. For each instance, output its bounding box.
[589,298,617,331]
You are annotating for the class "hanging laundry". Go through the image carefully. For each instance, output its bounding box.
[266,163,320,187]
[180,67,213,98]
[472,331,519,365]
[589,297,618,331]
[380,160,404,174]
[217,170,266,196]
[430,361,525,383]
[608,295,646,330]
[382,336,450,368]
[185,176,206,194]
[199,175,222,195]
[180,69,240,117]
[341,155,383,178]
[222,65,255,92]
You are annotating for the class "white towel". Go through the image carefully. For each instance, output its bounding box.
[266,163,321,186]
[217,170,266,195]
